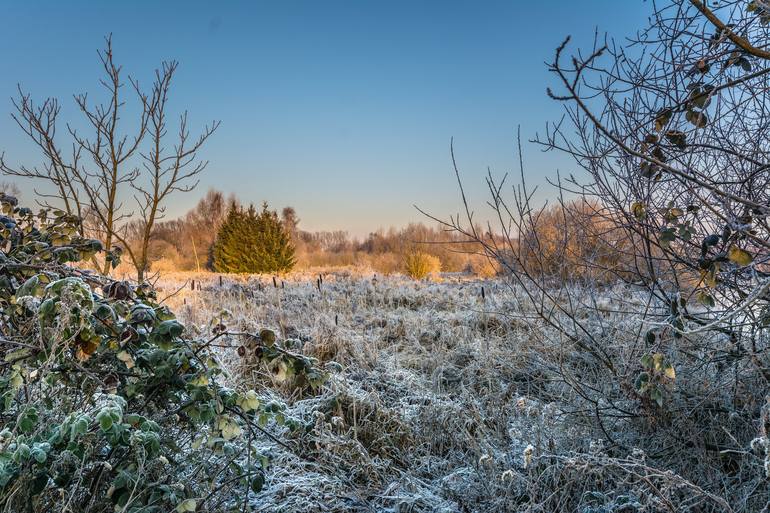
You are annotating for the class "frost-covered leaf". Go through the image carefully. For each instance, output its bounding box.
[238,390,260,412]
[116,350,135,369]
[176,499,197,512]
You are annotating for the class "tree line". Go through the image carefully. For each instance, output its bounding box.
[137,188,495,277]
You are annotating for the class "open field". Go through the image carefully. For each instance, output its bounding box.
[155,270,545,512]
[3,2,770,511]
[149,269,767,513]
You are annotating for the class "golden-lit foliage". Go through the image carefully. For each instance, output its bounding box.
[403,251,442,280]
[518,200,633,283]
[121,195,495,279]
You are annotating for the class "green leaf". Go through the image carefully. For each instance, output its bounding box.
[176,499,197,512]
[702,234,720,250]
[18,407,38,433]
[97,410,114,431]
[650,387,664,407]
[31,447,47,464]
[238,390,260,412]
[94,303,116,322]
[645,330,656,345]
[634,372,650,392]
[156,320,184,338]
[678,224,693,241]
[659,228,677,248]
[251,472,265,493]
[71,416,90,440]
[13,443,31,463]
[216,416,241,441]
[16,275,42,298]
[696,291,715,308]
[130,304,157,324]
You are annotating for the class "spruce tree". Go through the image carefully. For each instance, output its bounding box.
[211,201,296,273]
[211,202,247,273]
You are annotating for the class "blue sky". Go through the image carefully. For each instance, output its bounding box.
[0,1,649,237]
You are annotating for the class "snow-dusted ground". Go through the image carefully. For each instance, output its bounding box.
[152,270,568,512]
[151,270,758,512]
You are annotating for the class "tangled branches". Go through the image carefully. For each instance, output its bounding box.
[431,1,770,510]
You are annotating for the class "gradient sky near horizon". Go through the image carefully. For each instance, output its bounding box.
[0,1,650,237]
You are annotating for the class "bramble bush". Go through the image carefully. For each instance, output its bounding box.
[0,194,323,512]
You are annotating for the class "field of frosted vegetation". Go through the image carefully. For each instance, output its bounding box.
[4,2,770,510]
[158,270,529,512]
[152,269,767,512]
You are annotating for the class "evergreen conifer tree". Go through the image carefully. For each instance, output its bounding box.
[211,202,247,273]
[211,201,296,273]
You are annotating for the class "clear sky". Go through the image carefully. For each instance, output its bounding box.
[0,1,650,237]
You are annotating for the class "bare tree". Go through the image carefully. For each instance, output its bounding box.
[150,188,233,271]
[281,206,300,238]
[536,0,770,341]
[114,61,219,280]
[0,35,218,280]
[431,1,770,509]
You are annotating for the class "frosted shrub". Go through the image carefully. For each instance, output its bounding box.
[403,251,441,280]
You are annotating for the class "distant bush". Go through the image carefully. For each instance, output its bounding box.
[212,202,296,274]
[462,256,498,278]
[403,251,441,279]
